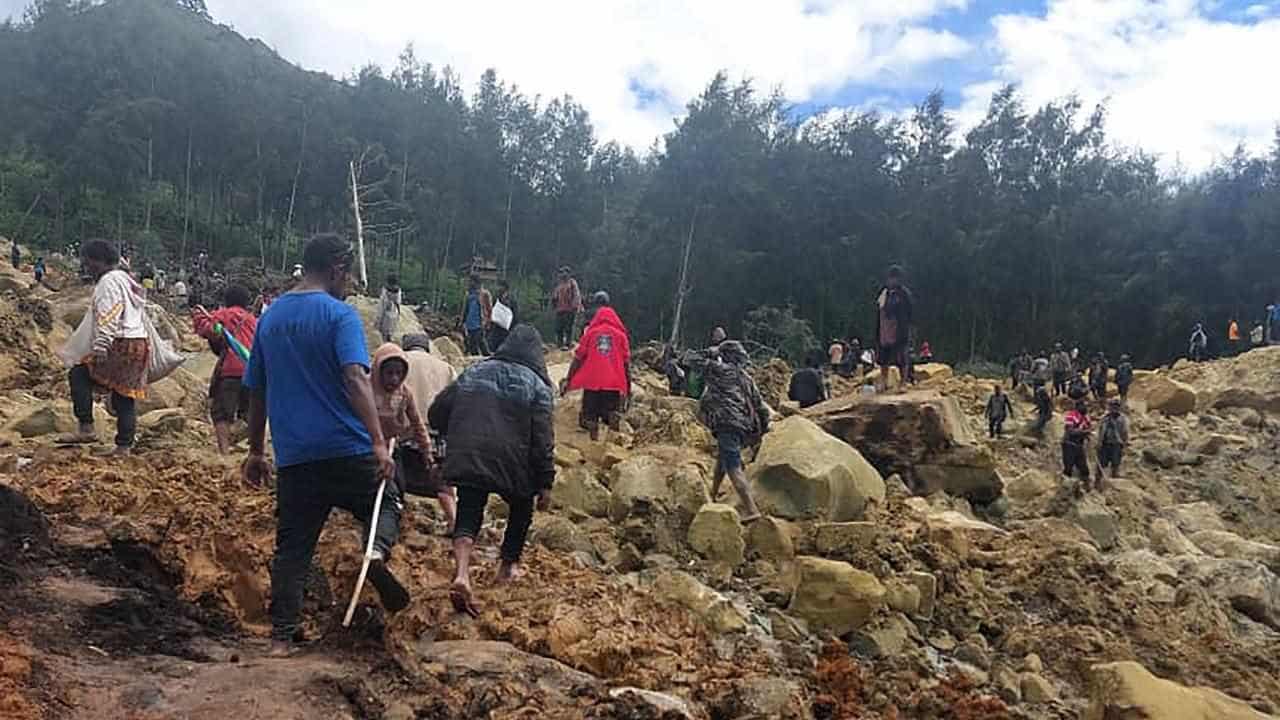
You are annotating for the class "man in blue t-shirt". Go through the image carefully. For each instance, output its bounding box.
[242,233,408,657]
[459,274,492,356]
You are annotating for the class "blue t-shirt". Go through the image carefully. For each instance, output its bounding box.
[464,290,483,332]
[243,291,373,468]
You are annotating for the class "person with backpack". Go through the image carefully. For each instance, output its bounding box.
[193,285,259,455]
[1098,399,1129,482]
[1062,400,1093,484]
[985,384,1014,439]
[1050,343,1072,397]
[700,341,768,522]
[563,291,631,441]
[1114,354,1135,402]
[1088,353,1109,402]
[1032,380,1053,436]
[1189,323,1208,362]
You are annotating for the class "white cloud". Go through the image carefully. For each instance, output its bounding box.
[963,0,1280,171]
[205,0,971,149]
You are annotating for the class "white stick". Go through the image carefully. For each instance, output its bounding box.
[342,439,394,627]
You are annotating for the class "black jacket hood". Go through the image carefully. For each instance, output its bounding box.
[492,323,552,387]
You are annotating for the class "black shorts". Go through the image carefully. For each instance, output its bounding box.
[878,343,907,369]
[581,390,622,424]
[1098,443,1123,468]
[209,376,249,423]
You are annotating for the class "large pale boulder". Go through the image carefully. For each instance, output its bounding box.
[1172,556,1280,628]
[1130,374,1197,415]
[6,404,60,437]
[1004,469,1057,503]
[1086,661,1275,720]
[609,454,709,526]
[651,570,748,634]
[912,363,953,382]
[687,503,746,567]
[348,294,425,354]
[814,522,880,556]
[1071,497,1119,550]
[787,556,885,635]
[1162,502,1227,535]
[745,516,796,563]
[748,416,885,521]
[550,467,611,518]
[926,511,1007,559]
[1190,530,1280,572]
[1149,518,1202,556]
[808,390,1002,502]
[431,336,465,368]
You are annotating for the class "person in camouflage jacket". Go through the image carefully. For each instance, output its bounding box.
[699,341,768,520]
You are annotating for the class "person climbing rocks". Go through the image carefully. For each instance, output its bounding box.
[1068,371,1089,402]
[709,326,728,346]
[376,274,402,344]
[192,284,258,455]
[1115,354,1135,401]
[564,291,631,441]
[1189,323,1208,362]
[429,324,556,618]
[1228,317,1241,356]
[1032,380,1053,436]
[488,279,518,351]
[874,265,914,393]
[789,351,829,409]
[370,342,432,541]
[662,343,687,395]
[460,274,492,357]
[551,266,583,350]
[1098,398,1129,483]
[1008,353,1023,389]
[10,241,19,269]
[1062,400,1094,486]
[1089,353,1109,402]
[33,256,46,288]
[240,234,406,657]
[985,384,1014,439]
[55,239,149,456]
[700,340,768,522]
[400,333,459,534]
[1050,343,1072,397]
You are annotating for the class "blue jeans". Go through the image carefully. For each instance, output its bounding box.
[716,431,745,472]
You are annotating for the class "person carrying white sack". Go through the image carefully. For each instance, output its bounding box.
[56,238,183,455]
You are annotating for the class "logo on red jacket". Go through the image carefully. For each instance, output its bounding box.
[595,333,613,356]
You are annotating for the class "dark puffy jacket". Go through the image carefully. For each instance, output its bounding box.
[1115,362,1134,388]
[428,324,555,499]
[700,355,770,438]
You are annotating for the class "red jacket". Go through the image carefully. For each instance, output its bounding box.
[193,305,257,379]
[568,307,630,394]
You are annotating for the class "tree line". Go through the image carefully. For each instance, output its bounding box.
[1,0,1277,365]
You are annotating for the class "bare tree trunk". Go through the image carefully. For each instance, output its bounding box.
[11,193,41,241]
[350,160,367,289]
[668,205,700,347]
[143,134,153,234]
[256,137,267,267]
[180,130,192,267]
[502,177,513,275]
[284,107,309,271]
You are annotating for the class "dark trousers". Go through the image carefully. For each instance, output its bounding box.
[453,486,534,563]
[1091,384,1106,400]
[464,328,490,356]
[1052,372,1067,396]
[1062,442,1090,480]
[270,454,401,641]
[70,364,136,448]
[555,311,576,348]
[1034,408,1051,435]
[988,418,1005,438]
[1098,442,1123,475]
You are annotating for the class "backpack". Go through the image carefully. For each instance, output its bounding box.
[1102,416,1124,445]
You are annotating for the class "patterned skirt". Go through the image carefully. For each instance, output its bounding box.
[85,337,150,400]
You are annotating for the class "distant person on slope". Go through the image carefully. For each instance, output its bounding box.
[1032,351,1052,388]
[564,291,631,441]
[918,340,934,364]
[1114,354,1135,402]
[1068,371,1089,402]
[400,333,459,534]
[1268,304,1280,346]
[1032,380,1053,436]
[33,257,46,288]
[376,274,402,344]
[1050,343,1072,397]
[874,265,914,393]
[56,239,149,455]
[429,324,556,618]
[828,339,845,374]
[985,384,1014,439]
[1062,400,1094,486]
[700,340,768,521]
[1251,321,1265,348]
[488,278,518,352]
[241,234,406,657]
[1088,353,1109,402]
[10,241,19,269]
[789,351,829,409]
[1189,323,1208,362]
[1227,318,1241,356]
[1098,399,1129,483]
[459,274,492,357]
[192,284,259,455]
[551,266,583,350]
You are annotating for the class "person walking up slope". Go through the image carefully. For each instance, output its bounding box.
[985,385,1014,439]
[1098,399,1129,483]
[192,285,258,455]
[700,341,768,522]
[1062,400,1094,487]
[874,265,914,393]
[1115,355,1134,402]
[460,275,493,356]
[241,234,407,657]
[429,325,556,617]
[376,275,402,344]
[400,334,458,534]
[564,292,631,440]
[1050,343,1071,397]
[551,266,583,350]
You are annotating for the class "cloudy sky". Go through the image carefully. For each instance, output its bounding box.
[6,0,1280,170]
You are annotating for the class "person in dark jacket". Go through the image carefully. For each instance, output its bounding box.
[985,384,1014,438]
[487,279,518,351]
[429,324,555,617]
[1114,354,1134,401]
[1067,371,1089,402]
[1032,380,1053,436]
[700,341,768,521]
[874,265,914,393]
[788,352,828,409]
[1088,354,1109,401]
[1097,398,1129,483]
[1049,343,1071,397]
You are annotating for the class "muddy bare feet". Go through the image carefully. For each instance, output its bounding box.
[449,578,479,618]
[495,561,525,584]
[268,639,297,658]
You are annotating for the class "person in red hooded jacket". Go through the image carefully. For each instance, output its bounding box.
[563,291,631,441]
[193,285,258,454]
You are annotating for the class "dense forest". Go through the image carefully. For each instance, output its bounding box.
[1,0,1278,364]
